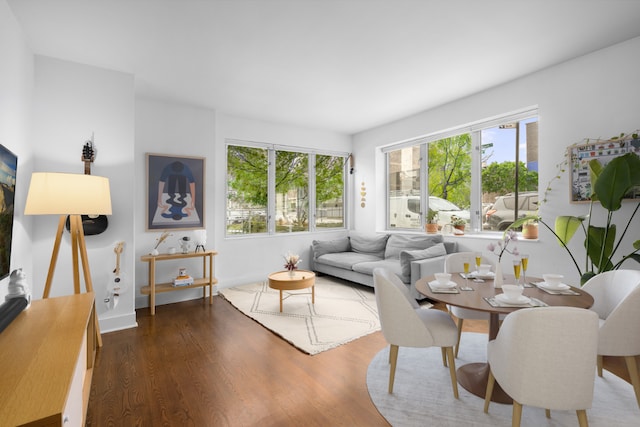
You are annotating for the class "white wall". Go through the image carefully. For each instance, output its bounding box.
[31,56,136,332]
[0,0,34,300]
[352,36,640,285]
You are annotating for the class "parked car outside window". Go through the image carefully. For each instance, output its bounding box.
[484,192,538,231]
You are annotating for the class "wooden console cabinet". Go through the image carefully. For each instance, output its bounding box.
[140,250,218,315]
[0,292,97,426]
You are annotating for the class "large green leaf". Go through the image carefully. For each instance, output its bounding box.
[554,216,584,245]
[586,225,616,272]
[593,153,640,211]
[588,159,603,202]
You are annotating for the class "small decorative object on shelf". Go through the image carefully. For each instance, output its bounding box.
[193,229,207,252]
[179,236,192,254]
[151,231,172,256]
[173,267,194,287]
[283,252,301,277]
[6,268,31,308]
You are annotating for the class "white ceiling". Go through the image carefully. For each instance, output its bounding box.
[8,1,640,134]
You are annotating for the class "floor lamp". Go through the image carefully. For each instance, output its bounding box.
[24,172,112,346]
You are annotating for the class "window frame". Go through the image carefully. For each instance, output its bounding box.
[382,108,538,234]
[225,139,349,237]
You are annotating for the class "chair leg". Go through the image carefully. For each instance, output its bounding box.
[511,401,523,427]
[388,344,399,394]
[597,354,603,377]
[454,318,464,358]
[545,409,551,418]
[484,370,495,413]
[624,355,640,408]
[576,409,588,427]
[445,346,459,399]
[441,347,447,367]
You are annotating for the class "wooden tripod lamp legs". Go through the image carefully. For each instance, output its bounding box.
[42,214,103,347]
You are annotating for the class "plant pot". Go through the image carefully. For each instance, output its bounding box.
[425,223,439,234]
[453,225,465,234]
[522,223,538,239]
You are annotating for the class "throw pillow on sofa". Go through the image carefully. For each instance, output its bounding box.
[349,232,389,259]
[312,237,351,258]
[399,243,448,278]
[384,234,444,259]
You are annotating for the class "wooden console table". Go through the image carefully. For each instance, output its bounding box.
[140,250,218,315]
[0,292,97,426]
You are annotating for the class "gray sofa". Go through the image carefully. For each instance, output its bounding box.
[310,232,457,299]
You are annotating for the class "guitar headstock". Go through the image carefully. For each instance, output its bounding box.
[114,241,124,254]
[81,134,96,175]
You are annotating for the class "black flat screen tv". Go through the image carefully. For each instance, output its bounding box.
[0,144,17,281]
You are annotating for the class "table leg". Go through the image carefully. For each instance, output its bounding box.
[457,312,512,404]
[279,290,283,312]
[312,285,315,304]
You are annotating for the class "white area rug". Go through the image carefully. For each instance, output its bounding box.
[219,276,381,355]
[367,332,640,426]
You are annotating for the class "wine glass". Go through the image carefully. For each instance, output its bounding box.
[521,254,529,285]
[475,252,482,274]
[512,259,522,286]
[463,258,471,288]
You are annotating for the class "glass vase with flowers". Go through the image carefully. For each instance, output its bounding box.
[487,230,519,288]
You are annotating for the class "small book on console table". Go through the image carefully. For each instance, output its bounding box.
[173,275,194,287]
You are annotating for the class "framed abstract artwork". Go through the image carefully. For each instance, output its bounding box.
[146,153,205,230]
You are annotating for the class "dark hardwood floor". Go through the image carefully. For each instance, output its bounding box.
[87,295,390,426]
[87,296,636,426]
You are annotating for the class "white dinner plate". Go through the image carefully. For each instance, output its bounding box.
[429,280,456,289]
[495,293,531,305]
[538,282,570,291]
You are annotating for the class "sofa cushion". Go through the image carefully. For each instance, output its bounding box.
[399,243,447,278]
[311,237,351,259]
[349,232,389,258]
[352,259,407,283]
[384,234,444,259]
[315,252,382,270]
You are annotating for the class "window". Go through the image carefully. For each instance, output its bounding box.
[227,141,347,236]
[388,146,421,229]
[384,110,538,233]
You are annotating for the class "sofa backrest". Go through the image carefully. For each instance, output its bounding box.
[384,234,444,259]
[349,231,389,259]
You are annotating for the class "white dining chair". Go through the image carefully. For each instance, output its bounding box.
[484,306,599,427]
[581,269,640,408]
[373,267,459,398]
[444,251,498,357]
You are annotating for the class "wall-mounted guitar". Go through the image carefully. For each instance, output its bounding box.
[65,134,109,235]
[104,241,125,310]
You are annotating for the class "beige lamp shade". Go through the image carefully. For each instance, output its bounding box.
[24,172,112,215]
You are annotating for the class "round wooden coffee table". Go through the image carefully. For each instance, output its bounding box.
[268,270,316,312]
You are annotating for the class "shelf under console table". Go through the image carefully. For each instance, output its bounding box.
[0,292,97,426]
[140,250,218,315]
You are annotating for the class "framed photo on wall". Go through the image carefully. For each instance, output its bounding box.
[569,137,640,202]
[146,153,205,230]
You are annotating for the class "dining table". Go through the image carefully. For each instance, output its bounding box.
[415,272,594,403]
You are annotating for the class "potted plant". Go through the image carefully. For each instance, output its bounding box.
[425,208,439,234]
[510,149,640,284]
[450,215,466,233]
